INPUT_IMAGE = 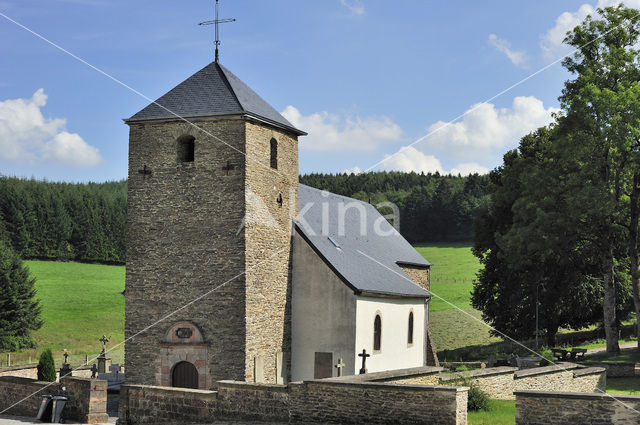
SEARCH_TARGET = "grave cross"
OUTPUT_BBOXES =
[222,160,235,175]
[334,358,345,377]
[358,349,370,375]
[138,164,152,179]
[109,364,121,376]
[99,335,109,355]
[63,350,69,364]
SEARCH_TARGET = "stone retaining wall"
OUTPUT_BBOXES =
[587,362,638,377]
[0,364,94,381]
[515,391,640,424]
[119,378,468,425]
[0,376,108,423]
[327,365,442,386]
[439,363,606,400]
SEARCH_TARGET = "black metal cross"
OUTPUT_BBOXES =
[222,160,235,175]
[358,349,370,374]
[199,0,236,63]
[138,164,152,179]
[63,350,69,364]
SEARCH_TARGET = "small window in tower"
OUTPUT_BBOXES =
[373,314,382,351]
[408,311,414,345]
[270,138,278,169]
[177,135,195,163]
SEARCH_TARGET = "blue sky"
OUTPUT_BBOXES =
[0,0,632,182]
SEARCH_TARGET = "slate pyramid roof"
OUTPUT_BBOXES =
[126,61,306,136]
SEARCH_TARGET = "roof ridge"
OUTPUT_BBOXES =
[216,62,246,113]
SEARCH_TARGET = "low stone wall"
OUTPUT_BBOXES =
[327,365,442,386]
[515,391,640,424]
[439,363,606,400]
[0,364,93,380]
[587,362,638,377]
[119,378,468,425]
[289,380,467,425]
[0,376,108,423]
[118,384,217,424]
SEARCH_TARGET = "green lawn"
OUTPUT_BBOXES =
[607,377,640,395]
[0,261,125,367]
[468,400,515,425]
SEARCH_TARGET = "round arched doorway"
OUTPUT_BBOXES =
[171,361,199,389]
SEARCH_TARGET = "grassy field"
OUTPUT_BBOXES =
[0,261,125,367]
[468,400,515,425]
[415,244,500,352]
[607,377,640,395]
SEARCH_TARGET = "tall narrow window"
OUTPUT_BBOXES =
[408,312,414,344]
[373,314,382,351]
[177,135,195,163]
[270,138,278,169]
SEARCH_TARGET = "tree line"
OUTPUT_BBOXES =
[472,5,640,351]
[300,171,490,243]
[0,177,127,264]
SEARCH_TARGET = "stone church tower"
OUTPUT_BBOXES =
[124,61,306,388]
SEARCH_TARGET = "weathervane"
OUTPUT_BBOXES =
[199,0,236,63]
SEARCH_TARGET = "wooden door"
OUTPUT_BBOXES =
[172,361,199,389]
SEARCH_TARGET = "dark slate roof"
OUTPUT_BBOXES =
[126,62,306,136]
[295,184,430,298]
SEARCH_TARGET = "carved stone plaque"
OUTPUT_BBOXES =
[176,328,193,339]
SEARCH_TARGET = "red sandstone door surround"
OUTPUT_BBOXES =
[157,321,209,390]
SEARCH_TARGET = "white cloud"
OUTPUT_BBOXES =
[378,146,489,176]
[282,106,403,152]
[340,0,365,16]
[0,89,102,167]
[343,166,362,175]
[541,1,640,59]
[488,34,527,67]
[425,96,559,162]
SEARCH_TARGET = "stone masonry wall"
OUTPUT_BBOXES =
[119,379,468,425]
[398,264,439,366]
[439,364,606,400]
[244,121,299,384]
[126,118,248,387]
[0,376,108,423]
[515,391,640,425]
[0,365,37,379]
[118,384,217,424]
[288,381,467,425]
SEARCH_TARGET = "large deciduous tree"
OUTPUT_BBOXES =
[560,5,640,351]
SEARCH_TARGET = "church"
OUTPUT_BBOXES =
[123,56,438,389]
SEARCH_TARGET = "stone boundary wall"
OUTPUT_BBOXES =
[325,365,442,386]
[515,390,640,424]
[0,364,93,381]
[0,376,108,424]
[587,362,638,377]
[118,384,217,424]
[439,363,606,400]
[119,378,468,425]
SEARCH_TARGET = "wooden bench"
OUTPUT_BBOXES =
[569,348,587,360]
[551,348,569,361]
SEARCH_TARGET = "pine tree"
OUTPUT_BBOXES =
[0,238,43,351]
[37,348,56,382]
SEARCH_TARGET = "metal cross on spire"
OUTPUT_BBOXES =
[199,0,236,63]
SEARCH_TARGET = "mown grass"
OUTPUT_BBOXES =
[0,260,125,367]
[467,400,515,425]
[607,377,640,395]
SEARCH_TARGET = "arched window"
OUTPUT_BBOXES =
[373,314,382,351]
[177,135,195,163]
[408,312,414,344]
[270,138,278,169]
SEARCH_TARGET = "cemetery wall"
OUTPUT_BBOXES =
[332,365,442,386]
[587,362,638,377]
[439,364,606,400]
[0,364,93,381]
[119,378,468,425]
[515,390,640,425]
[0,375,108,424]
